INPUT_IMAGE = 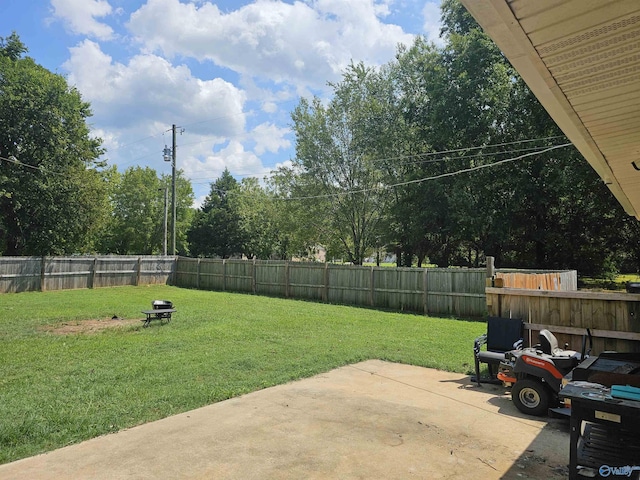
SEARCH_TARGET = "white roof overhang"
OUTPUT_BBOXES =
[460,0,640,219]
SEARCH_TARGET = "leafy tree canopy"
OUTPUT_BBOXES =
[0,32,108,255]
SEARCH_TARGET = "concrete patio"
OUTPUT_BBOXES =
[0,360,570,479]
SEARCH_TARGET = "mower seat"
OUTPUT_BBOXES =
[539,329,561,355]
[539,329,581,370]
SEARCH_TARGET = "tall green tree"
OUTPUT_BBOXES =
[96,167,194,255]
[385,37,452,267]
[276,63,391,265]
[98,167,163,254]
[269,167,323,260]
[171,171,195,256]
[231,177,284,259]
[187,169,246,258]
[442,0,628,275]
[0,32,109,255]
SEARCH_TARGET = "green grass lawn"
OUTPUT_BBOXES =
[0,285,484,465]
[579,273,640,290]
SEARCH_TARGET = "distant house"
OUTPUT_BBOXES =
[292,246,326,263]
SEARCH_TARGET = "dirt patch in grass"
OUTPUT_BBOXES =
[42,317,141,335]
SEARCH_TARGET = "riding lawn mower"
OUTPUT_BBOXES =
[497,329,592,416]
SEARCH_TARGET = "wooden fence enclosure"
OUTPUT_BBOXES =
[0,255,579,320]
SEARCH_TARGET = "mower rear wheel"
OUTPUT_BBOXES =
[511,379,550,416]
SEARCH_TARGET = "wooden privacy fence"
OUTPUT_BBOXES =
[0,256,175,293]
[486,287,640,356]
[176,257,492,317]
[0,255,580,320]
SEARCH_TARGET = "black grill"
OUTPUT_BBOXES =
[152,300,173,310]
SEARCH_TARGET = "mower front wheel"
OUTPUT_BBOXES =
[511,379,550,416]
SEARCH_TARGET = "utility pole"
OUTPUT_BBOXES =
[163,124,181,256]
[171,124,177,256]
[162,186,168,256]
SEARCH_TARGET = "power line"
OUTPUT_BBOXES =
[0,155,68,177]
[276,143,573,201]
[185,144,562,182]
[1,139,573,190]
[392,143,572,187]
[380,144,567,168]
[178,136,570,182]
[367,136,568,165]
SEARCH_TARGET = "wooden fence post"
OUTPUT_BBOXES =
[136,257,142,286]
[89,257,97,289]
[40,256,46,292]
[197,258,201,290]
[285,261,290,298]
[323,262,329,302]
[423,268,428,315]
[252,258,257,294]
[222,259,227,291]
[369,266,375,307]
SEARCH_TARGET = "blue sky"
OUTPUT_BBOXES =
[1,0,443,206]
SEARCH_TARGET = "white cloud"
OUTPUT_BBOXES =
[251,122,291,155]
[91,127,120,153]
[48,0,434,206]
[61,39,258,192]
[262,101,278,113]
[182,140,269,186]
[126,0,415,92]
[209,140,263,173]
[422,1,443,46]
[50,0,116,40]
[63,40,247,139]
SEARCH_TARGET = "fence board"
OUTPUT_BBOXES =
[197,259,225,291]
[289,263,325,301]
[224,260,254,293]
[255,261,287,297]
[0,257,41,293]
[139,257,176,286]
[327,265,371,306]
[174,257,199,288]
[43,257,92,290]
